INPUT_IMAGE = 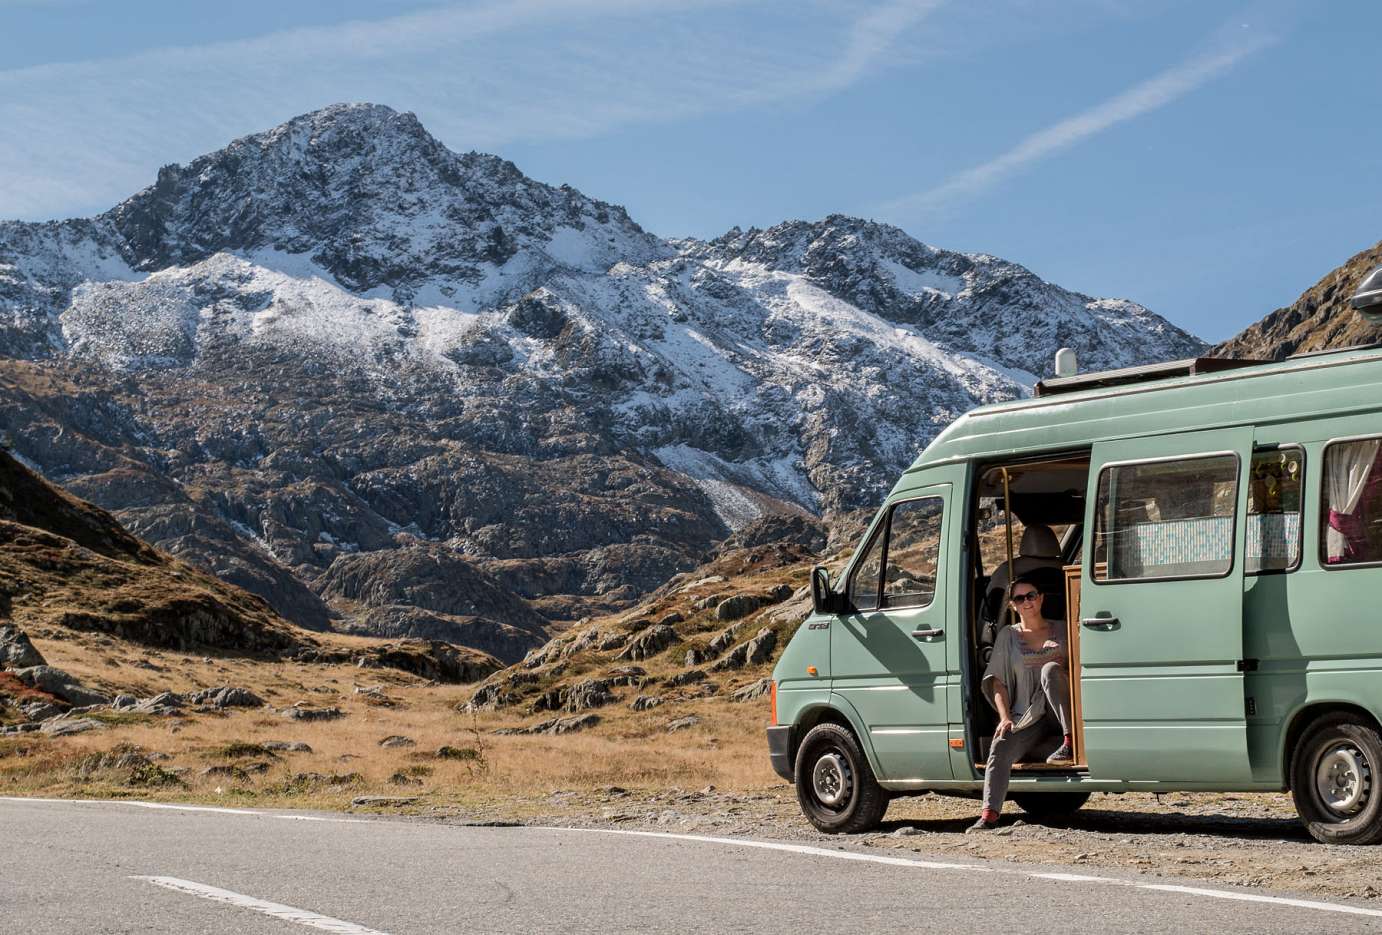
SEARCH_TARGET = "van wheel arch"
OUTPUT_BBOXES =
[1284,703,1382,787]
[789,706,860,770]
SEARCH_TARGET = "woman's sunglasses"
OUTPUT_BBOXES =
[1010,591,1041,604]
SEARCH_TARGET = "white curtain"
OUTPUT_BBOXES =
[1326,440,1381,561]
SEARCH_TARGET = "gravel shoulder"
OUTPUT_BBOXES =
[436,786,1382,904]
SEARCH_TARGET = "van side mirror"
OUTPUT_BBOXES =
[811,565,845,615]
[1350,266,1382,319]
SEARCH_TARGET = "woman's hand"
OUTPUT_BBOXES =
[994,717,1015,739]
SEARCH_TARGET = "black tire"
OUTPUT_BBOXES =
[1010,791,1091,819]
[794,722,888,834]
[1290,713,1382,845]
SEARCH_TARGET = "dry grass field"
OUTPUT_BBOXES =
[0,630,776,806]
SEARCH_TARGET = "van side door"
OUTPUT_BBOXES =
[1079,428,1254,782]
[831,486,954,782]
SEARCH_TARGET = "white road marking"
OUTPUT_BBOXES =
[1140,884,1382,918]
[3,796,260,815]
[135,876,389,934]
[0,796,369,823]
[545,826,1382,920]
[7,797,1382,921]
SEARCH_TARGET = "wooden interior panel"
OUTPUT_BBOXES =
[1065,564,1086,767]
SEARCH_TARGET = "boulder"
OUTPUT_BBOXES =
[21,700,65,722]
[263,741,313,753]
[666,669,707,688]
[693,594,726,612]
[495,713,601,736]
[13,666,110,707]
[547,713,600,735]
[134,692,185,715]
[596,632,627,652]
[710,628,778,672]
[665,715,701,732]
[715,594,765,621]
[281,705,344,722]
[42,717,104,736]
[111,694,138,710]
[351,795,418,808]
[0,625,45,670]
[629,695,663,711]
[186,686,264,708]
[731,678,773,702]
[706,624,741,657]
[379,735,416,748]
[616,624,680,662]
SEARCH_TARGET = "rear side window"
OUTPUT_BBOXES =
[1093,454,1238,581]
[848,496,944,610]
[1247,447,1303,573]
[1321,437,1382,566]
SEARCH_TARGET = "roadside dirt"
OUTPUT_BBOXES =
[435,786,1382,905]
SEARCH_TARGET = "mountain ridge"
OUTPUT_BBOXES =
[0,102,1206,646]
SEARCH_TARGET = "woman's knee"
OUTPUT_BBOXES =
[1040,660,1064,684]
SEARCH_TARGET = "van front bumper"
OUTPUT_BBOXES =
[766,725,794,782]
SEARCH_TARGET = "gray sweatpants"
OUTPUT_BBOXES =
[981,661,1071,814]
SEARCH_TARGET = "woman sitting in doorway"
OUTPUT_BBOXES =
[969,573,1074,832]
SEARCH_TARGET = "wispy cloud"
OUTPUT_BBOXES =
[881,27,1279,219]
[0,0,940,220]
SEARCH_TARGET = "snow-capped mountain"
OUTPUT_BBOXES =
[0,103,1205,641]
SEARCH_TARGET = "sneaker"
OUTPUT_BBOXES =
[1045,741,1074,765]
[966,816,999,833]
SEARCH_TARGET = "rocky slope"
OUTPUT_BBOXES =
[0,103,1205,646]
[1214,240,1382,359]
[0,447,502,701]
[0,446,301,655]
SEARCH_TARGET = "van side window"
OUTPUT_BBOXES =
[882,497,943,609]
[1093,454,1238,581]
[1248,447,1303,573]
[849,526,885,611]
[1321,438,1382,566]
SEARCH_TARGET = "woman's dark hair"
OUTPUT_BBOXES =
[1010,573,1044,594]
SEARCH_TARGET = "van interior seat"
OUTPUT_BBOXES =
[984,524,1067,622]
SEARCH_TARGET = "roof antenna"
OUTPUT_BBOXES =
[1054,347,1078,378]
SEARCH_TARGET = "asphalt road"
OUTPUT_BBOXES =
[2,797,1380,934]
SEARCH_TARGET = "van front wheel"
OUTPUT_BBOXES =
[794,722,888,834]
[1291,714,1382,845]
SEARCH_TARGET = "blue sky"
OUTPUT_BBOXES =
[1,0,1377,342]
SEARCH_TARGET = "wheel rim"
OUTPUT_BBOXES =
[1314,741,1373,817]
[811,751,853,808]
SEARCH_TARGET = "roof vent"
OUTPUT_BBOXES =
[1054,347,1078,378]
[1350,266,1382,320]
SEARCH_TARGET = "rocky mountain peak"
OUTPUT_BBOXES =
[97,102,663,294]
[0,104,1210,648]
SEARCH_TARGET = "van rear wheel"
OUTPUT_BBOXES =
[1010,791,1090,819]
[794,722,888,834]
[1290,714,1382,845]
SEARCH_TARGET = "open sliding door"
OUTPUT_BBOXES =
[1079,428,1254,783]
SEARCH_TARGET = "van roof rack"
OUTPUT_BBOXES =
[1033,356,1267,398]
[1286,341,1382,360]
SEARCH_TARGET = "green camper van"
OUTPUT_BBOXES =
[767,272,1382,844]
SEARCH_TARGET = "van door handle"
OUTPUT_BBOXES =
[1082,617,1120,631]
[911,628,944,640]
